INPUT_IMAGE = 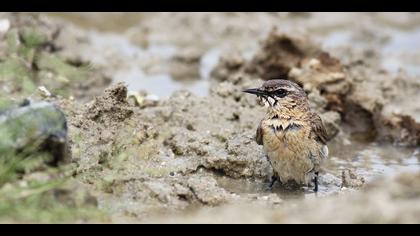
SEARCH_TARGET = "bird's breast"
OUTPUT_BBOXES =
[261,118,309,151]
[261,118,319,184]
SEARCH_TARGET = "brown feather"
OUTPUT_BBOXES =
[309,112,328,145]
[256,122,264,145]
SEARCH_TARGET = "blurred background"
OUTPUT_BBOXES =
[46,12,420,97]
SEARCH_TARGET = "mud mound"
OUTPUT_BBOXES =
[69,83,137,171]
[65,83,328,218]
[377,113,420,146]
[246,29,320,80]
[84,83,133,124]
[289,52,351,113]
[159,90,272,179]
[346,66,420,146]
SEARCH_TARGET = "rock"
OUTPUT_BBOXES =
[341,169,365,188]
[187,175,230,205]
[0,100,69,165]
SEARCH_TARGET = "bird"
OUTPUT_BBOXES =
[243,79,328,192]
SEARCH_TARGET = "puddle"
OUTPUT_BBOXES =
[327,140,420,181]
[213,139,420,200]
[108,45,217,97]
[322,28,420,76]
[61,29,213,97]
[112,67,210,98]
[215,176,312,200]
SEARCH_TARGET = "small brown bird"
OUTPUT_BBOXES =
[243,79,328,192]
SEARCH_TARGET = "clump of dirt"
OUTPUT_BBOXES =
[187,175,231,205]
[158,89,272,179]
[289,52,351,113]
[378,114,420,146]
[346,65,420,146]
[84,83,133,124]
[210,52,247,84]
[341,169,365,188]
[210,29,320,83]
[169,48,202,81]
[204,132,273,179]
[68,84,138,170]
[246,29,320,80]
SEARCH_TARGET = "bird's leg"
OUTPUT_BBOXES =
[313,172,319,192]
[266,155,278,190]
[269,175,278,190]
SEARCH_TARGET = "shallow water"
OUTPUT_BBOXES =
[327,141,420,179]
[214,139,420,199]
[52,17,214,97]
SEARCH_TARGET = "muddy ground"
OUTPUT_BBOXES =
[0,12,420,223]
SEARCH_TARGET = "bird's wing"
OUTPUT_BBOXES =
[310,112,328,145]
[256,121,264,145]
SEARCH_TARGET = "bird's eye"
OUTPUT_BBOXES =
[275,89,288,98]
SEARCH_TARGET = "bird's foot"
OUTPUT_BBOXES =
[268,176,278,191]
[313,172,319,193]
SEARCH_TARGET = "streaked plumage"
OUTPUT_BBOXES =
[244,79,328,191]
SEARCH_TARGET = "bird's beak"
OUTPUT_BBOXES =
[242,88,266,96]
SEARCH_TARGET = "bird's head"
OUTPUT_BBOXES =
[243,79,307,110]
